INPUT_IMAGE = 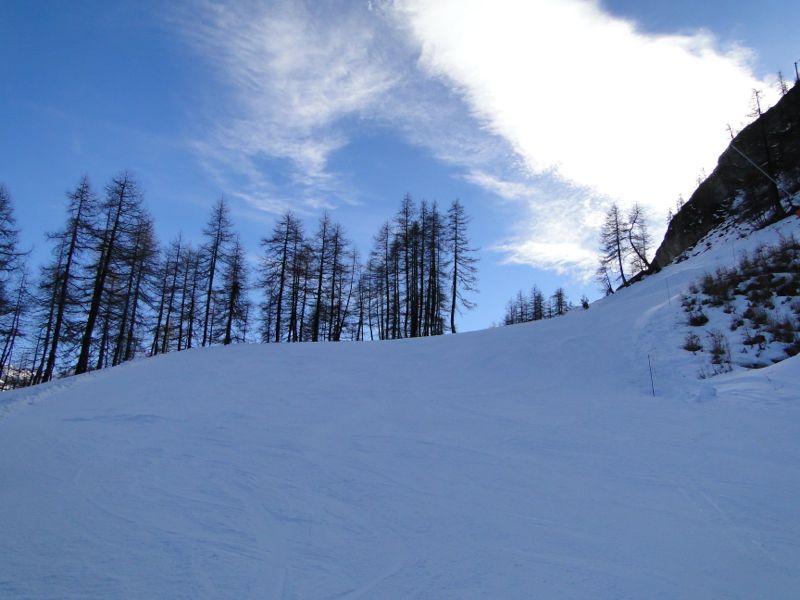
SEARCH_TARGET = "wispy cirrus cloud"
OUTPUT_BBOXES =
[466,170,602,274]
[175,0,401,212]
[173,0,775,277]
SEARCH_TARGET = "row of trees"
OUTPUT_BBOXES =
[502,286,575,326]
[27,175,251,387]
[0,177,478,390]
[258,195,478,344]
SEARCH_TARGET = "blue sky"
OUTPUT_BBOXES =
[1,1,795,331]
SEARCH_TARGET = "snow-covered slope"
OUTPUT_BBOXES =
[1,219,799,599]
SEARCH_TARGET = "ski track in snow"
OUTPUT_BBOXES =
[0,218,799,598]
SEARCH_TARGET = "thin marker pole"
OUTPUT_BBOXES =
[648,354,656,397]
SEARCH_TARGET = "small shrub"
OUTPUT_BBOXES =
[775,278,799,297]
[766,315,798,344]
[700,269,732,305]
[729,316,744,331]
[743,333,766,348]
[752,245,770,272]
[786,341,800,357]
[743,305,769,326]
[775,234,800,267]
[725,271,744,289]
[688,311,709,326]
[747,284,773,305]
[738,254,754,277]
[683,332,703,352]
[707,330,732,370]
[740,279,759,294]
[700,273,715,294]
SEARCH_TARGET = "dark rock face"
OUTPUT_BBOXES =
[652,84,800,269]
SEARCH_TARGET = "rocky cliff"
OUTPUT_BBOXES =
[652,83,800,269]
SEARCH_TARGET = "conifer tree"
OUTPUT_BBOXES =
[33,246,65,384]
[222,236,249,345]
[598,202,629,289]
[42,177,96,382]
[531,286,545,320]
[309,212,330,342]
[552,287,569,316]
[0,269,29,387]
[595,264,615,296]
[76,172,143,375]
[370,221,392,340]
[121,217,158,362]
[200,198,233,347]
[0,184,23,323]
[159,235,184,354]
[396,194,414,337]
[446,199,478,334]
[627,203,652,273]
[260,211,302,343]
[182,248,203,350]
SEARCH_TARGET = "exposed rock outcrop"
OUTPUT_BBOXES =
[652,84,800,269]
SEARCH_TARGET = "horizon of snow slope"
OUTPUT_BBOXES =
[1,218,799,599]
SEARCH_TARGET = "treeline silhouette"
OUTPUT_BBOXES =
[0,176,478,390]
[502,286,579,326]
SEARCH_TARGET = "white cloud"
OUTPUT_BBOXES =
[468,170,603,274]
[397,0,772,210]
[174,0,776,277]
[175,1,399,211]
[395,0,777,275]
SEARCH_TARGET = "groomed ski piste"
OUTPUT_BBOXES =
[1,217,798,599]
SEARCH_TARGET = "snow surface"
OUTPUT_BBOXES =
[1,218,799,599]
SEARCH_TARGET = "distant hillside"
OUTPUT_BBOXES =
[653,83,800,269]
